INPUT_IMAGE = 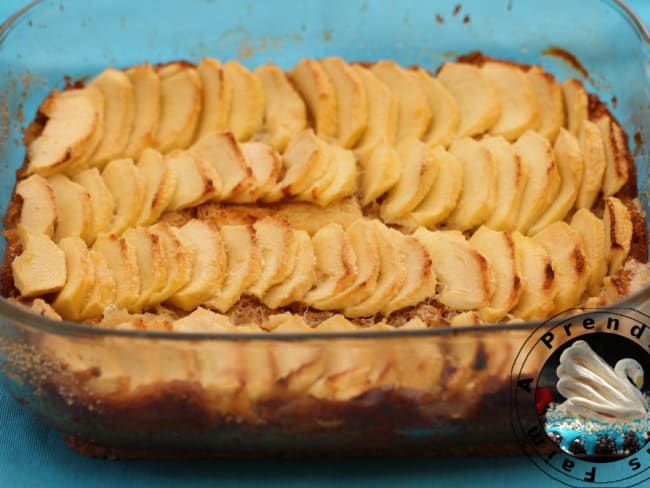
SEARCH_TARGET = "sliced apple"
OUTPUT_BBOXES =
[595,115,629,196]
[603,196,633,274]
[223,60,265,141]
[316,314,358,332]
[101,158,146,234]
[230,142,281,203]
[410,145,463,228]
[446,137,496,231]
[526,66,564,141]
[80,249,116,320]
[147,222,194,305]
[291,138,337,204]
[449,312,483,326]
[437,62,501,137]
[190,131,253,199]
[196,57,232,138]
[50,237,94,320]
[166,150,221,211]
[27,88,102,176]
[513,130,560,233]
[575,119,607,209]
[11,225,66,298]
[91,233,140,311]
[481,135,527,231]
[172,307,235,333]
[205,224,261,312]
[321,57,367,148]
[156,65,202,152]
[413,229,493,310]
[71,167,115,243]
[562,78,589,135]
[47,174,92,243]
[262,229,316,309]
[570,208,607,295]
[529,129,584,234]
[359,142,400,206]
[510,231,556,320]
[469,226,520,322]
[167,219,227,311]
[380,137,439,221]
[135,148,177,225]
[254,63,307,152]
[315,145,357,207]
[124,64,160,158]
[122,226,167,311]
[289,59,338,139]
[370,60,431,141]
[352,65,398,154]
[274,198,362,236]
[15,174,57,236]
[344,222,406,317]
[480,61,539,141]
[533,221,589,313]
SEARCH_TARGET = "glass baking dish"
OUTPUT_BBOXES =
[0,0,648,457]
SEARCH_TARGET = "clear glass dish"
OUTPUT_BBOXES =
[0,0,648,456]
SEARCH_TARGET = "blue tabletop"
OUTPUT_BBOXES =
[2,1,650,487]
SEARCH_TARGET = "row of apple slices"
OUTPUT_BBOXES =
[17,129,357,245]
[374,116,629,234]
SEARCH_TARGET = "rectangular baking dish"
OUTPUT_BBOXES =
[0,0,648,457]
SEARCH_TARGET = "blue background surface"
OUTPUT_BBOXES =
[1,1,650,486]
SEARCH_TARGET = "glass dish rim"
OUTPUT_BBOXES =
[0,0,648,341]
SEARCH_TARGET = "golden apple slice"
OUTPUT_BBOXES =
[413,229,493,310]
[595,115,629,196]
[510,232,556,320]
[380,138,439,221]
[156,65,202,152]
[172,307,235,333]
[344,222,406,317]
[71,167,115,243]
[480,61,539,141]
[122,226,167,311]
[603,196,633,274]
[304,223,358,307]
[291,139,337,204]
[411,67,460,148]
[124,64,160,158]
[446,138,496,231]
[289,59,337,139]
[274,198,362,236]
[148,222,194,305]
[570,209,607,295]
[514,130,560,233]
[526,66,564,141]
[80,249,116,320]
[196,58,231,138]
[51,237,94,320]
[15,174,57,236]
[190,131,253,199]
[262,230,316,309]
[88,68,135,168]
[12,225,66,298]
[410,145,463,227]
[316,314,358,332]
[166,150,221,211]
[315,145,357,207]
[205,224,261,312]
[450,312,483,326]
[370,60,431,141]
[469,226,520,322]
[247,217,297,298]
[529,129,584,234]
[321,57,368,148]
[223,60,265,141]
[102,158,145,235]
[47,174,92,243]
[382,235,437,314]
[437,62,501,137]
[561,79,588,135]
[254,63,307,152]
[230,142,281,203]
[168,220,227,311]
[352,65,398,154]
[575,119,607,209]
[482,135,527,231]
[91,233,140,311]
[135,148,177,225]
[27,88,102,176]
[359,142,400,206]
[533,221,589,313]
